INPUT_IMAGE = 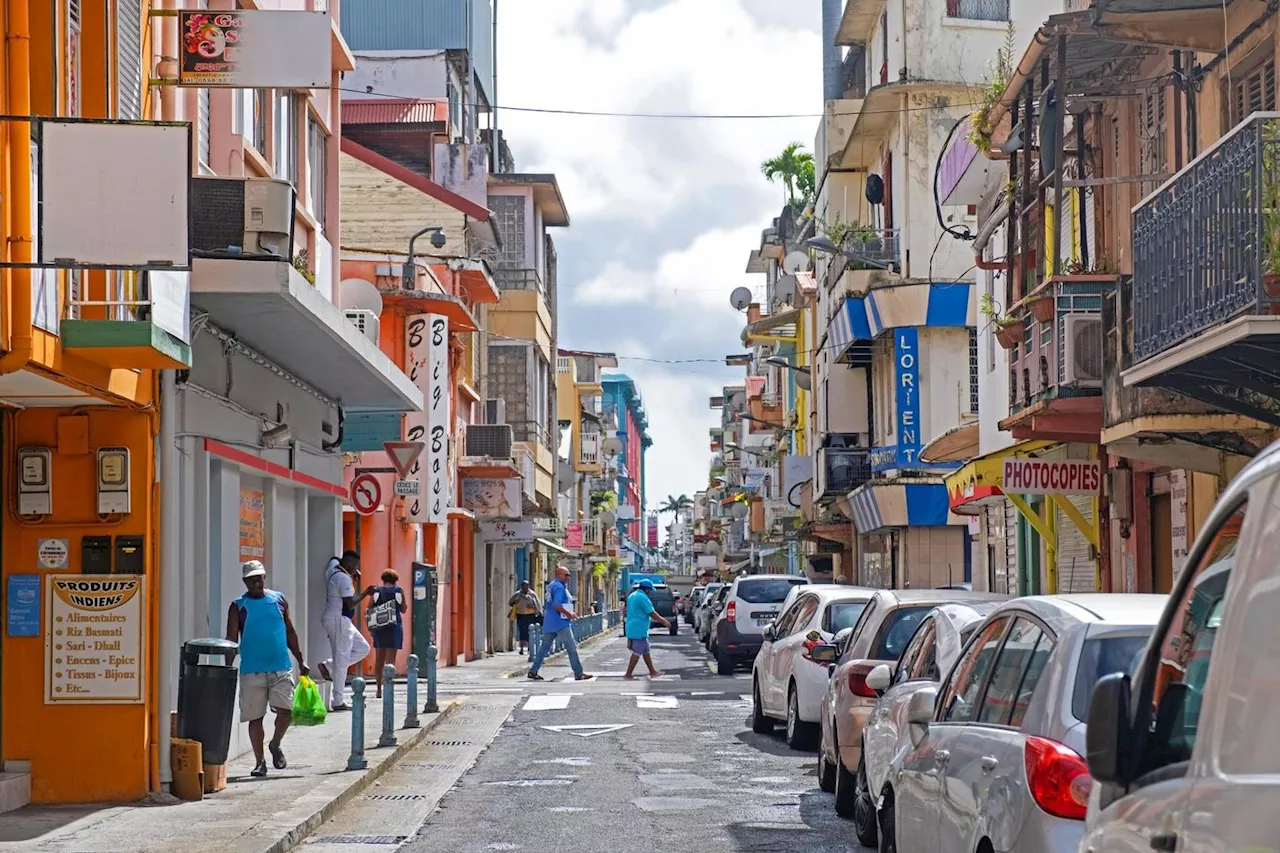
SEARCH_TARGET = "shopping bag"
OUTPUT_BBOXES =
[292,675,327,726]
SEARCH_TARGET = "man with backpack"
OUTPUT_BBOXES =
[318,550,373,710]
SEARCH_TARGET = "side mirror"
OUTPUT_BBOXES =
[809,643,838,664]
[906,685,937,747]
[866,663,892,694]
[762,624,777,642]
[1086,672,1133,785]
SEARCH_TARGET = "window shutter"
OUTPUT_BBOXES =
[116,0,143,120]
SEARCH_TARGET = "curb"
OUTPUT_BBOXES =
[265,699,460,853]
[500,629,620,678]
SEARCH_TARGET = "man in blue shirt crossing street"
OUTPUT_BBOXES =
[623,579,670,679]
[528,564,594,682]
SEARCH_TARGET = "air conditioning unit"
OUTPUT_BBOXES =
[465,424,513,458]
[1062,314,1103,388]
[191,176,296,260]
[344,310,379,345]
[484,398,507,425]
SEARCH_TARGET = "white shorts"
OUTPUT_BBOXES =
[239,670,295,722]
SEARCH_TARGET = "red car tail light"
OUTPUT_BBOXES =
[725,600,737,623]
[1024,736,1092,820]
[846,662,878,698]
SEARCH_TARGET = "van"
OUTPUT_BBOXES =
[1082,444,1277,852]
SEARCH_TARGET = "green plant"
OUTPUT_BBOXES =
[978,292,1018,327]
[591,561,608,579]
[968,22,1018,154]
[761,142,816,207]
[590,490,618,514]
[1062,254,1120,276]
[1262,119,1280,275]
[292,250,315,284]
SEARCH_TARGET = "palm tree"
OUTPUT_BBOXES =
[658,494,693,516]
[761,143,815,207]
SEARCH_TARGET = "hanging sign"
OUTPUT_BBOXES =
[1002,459,1102,495]
[350,473,382,516]
[565,523,584,550]
[45,576,145,704]
[894,327,922,469]
[176,10,332,89]
[403,314,451,524]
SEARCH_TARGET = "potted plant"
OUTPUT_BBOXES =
[1027,291,1055,323]
[980,292,1024,350]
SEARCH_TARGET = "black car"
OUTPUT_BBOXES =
[634,583,679,635]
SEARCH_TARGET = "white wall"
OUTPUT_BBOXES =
[977,255,1014,456]
[341,51,450,102]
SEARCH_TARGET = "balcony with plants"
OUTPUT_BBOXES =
[1125,113,1280,429]
[817,216,902,294]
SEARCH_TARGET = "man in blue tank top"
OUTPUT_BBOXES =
[226,560,309,777]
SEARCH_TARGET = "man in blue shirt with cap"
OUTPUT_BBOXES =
[624,579,669,679]
[528,564,594,682]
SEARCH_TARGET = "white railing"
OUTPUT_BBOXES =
[582,518,602,548]
[760,392,783,407]
[580,432,601,465]
[556,356,573,374]
[519,447,536,501]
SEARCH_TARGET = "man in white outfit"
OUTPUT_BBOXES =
[318,550,372,710]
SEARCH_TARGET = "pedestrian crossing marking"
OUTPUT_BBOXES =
[689,691,724,696]
[524,694,572,711]
[739,694,753,703]
[636,695,678,710]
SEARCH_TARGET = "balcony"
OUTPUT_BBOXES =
[519,447,536,501]
[816,446,872,502]
[62,270,192,370]
[581,518,602,550]
[494,268,544,293]
[823,229,903,292]
[1000,277,1110,442]
[578,431,602,471]
[1125,113,1280,428]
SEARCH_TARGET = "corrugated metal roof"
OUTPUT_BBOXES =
[343,99,445,126]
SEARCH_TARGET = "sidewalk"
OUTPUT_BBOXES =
[0,692,457,853]
[436,627,622,684]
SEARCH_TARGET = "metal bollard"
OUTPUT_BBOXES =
[403,654,420,729]
[379,664,397,747]
[346,678,368,770]
[528,624,542,662]
[424,643,439,714]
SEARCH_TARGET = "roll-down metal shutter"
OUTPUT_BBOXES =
[1055,494,1097,593]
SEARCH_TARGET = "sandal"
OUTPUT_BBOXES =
[269,741,287,770]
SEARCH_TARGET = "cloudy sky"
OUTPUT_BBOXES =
[496,0,822,522]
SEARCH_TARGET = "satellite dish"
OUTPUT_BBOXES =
[601,435,624,457]
[865,173,885,206]
[729,502,749,520]
[340,278,384,316]
[796,370,812,392]
[775,275,798,307]
[728,390,746,409]
[729,287,753,311]
[600,511,616,526]
[783,251,810,274]
[556,460,575,491]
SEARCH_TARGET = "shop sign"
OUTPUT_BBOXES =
[7,575,40,637]
[461,478,522,519]
[1002,459,1102,495]
[177,10,331,89]
[238,488,265,562]
[45,575,145,704]
[479,521,534,543]
[404,314,451,525]
[1169,470,1190,584]
[894,328,922,468]
[646,515,658,548]
[565,523,584,549]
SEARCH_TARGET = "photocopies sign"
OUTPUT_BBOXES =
[403,314,451,524]
[1002,459,1102,495]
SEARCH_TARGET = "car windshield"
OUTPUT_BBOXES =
[824,600,870,634]
[702,585,723,603]
[872,606,936,661]
[648,588,674,606]
[1072,633,1150,721]
[736,578,808,604]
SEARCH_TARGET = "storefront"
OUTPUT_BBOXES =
[848,481,970,589]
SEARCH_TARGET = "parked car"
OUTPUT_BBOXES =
[1081,473,1259,853]
[633,582,679,636]
[880,594,1164,853]
[712,573,810,674]
[751,585,874,748]
[694,582,723,637]
[819,589,1008,817]
[825,602,999,837]
[684,586,705,624]
[700,584,730,647]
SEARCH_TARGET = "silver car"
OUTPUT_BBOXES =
[879,594,1164,853]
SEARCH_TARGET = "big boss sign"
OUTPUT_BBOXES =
[404,314,450,524]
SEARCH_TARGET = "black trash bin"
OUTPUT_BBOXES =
[176,638,239,766]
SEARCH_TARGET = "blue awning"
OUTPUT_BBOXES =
[826,297,872,361]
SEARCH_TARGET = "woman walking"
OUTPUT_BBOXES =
[509,581,541,655]
[368,569,406,699]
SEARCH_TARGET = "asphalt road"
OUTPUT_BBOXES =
[302,625,866,853]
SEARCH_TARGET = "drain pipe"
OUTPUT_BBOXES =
[973,202,1011,270]
[0,0,33,374]
[821,0,842,100]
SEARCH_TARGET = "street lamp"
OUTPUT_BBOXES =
[764,356,812,391]
[742,413,792,430]
[402,225,448,290]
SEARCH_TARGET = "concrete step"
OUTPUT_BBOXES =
[0,772,31,815]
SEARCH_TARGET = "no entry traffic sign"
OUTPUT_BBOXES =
[350,473,382,516]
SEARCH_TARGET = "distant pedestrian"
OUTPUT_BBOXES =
[509,581,541,655]
[368,570,406,699]
[319,550,373,711]
[623,579,669,679]
[225,560,309,778]
[528,565,594,682]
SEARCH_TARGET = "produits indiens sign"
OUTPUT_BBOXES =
[1002,459,1102,495]
[45,576,145,704]
[404,314,451,525]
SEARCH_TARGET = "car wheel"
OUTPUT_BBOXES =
[832,737,857,817]
[751,680,773,733]
[817,728,837,793]
[785,685,818,750]
[716,649,734,675]
[878,791,896,853]
[853,751,879,848]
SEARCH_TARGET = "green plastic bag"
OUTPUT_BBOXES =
[292,675,327,726]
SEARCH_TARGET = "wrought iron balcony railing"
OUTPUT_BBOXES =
[1132,113,1280,364]
[817,446,872,498]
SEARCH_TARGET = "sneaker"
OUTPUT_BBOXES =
[527,672,545,681]
[250,760,268,778]
[574,673,595,681]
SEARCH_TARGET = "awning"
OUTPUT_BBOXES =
[848,480,964,534]
[920,423,980,464]
[943,440,1055,515]
[826,297,872,361]
[385,288,479,333]
[742,307,801,345]
[190,258,423,414]
[535,537,570,555]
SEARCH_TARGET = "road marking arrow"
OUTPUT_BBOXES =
[540,724,634,738]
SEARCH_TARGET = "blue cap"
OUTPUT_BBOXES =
[638,579,655,590]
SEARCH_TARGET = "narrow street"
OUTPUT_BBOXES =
[300,630,864,853]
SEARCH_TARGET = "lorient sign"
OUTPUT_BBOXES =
[1002,459,1102,495]
[894,328,921,468]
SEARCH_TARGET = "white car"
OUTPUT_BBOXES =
[880,594,1163,853]
[1081,458,1267,853]
[750,586,874,749]
[834,602,999,841]
[711,573,810,674]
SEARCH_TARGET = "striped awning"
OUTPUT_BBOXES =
[849,481,963,534]
[343,99,445,125]
[826,297,873,361]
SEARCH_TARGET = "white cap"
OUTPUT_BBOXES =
[241,560,266,579]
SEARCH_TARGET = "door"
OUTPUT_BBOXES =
[865,616,936,787]
[758,595,803,714]
[769,595,819,713]
[897,615,1011,853]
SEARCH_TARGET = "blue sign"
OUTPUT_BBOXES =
[895,327,922,468]
[7,574,40,637]
[870,444,964,474]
